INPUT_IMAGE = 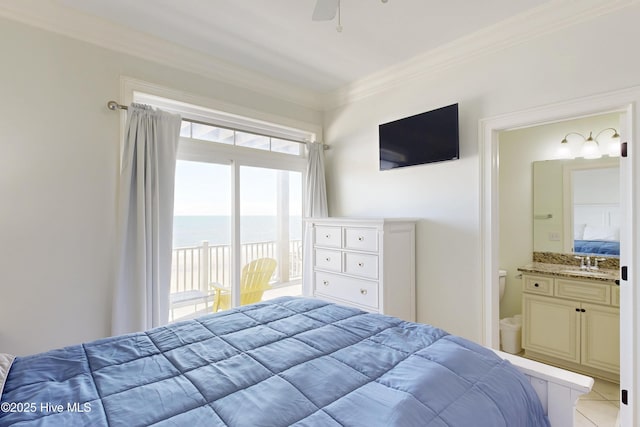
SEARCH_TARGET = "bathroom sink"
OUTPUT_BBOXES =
[559,269,613,279]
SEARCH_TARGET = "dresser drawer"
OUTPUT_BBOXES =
[611,285,620,307]
[523,275,553,296]
[314,249,342,272]
[555,279,610,304]
[314,226,342,248]
[344,252,378,279]
[344,227,378,252]
[315,272,378,310]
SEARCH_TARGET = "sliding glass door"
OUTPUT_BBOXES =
[169,160,303,322]
[170,161,232,321]
[239,166,303,305]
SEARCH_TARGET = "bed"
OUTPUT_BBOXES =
[574,239,620,256]
[573,221,620,256]
[0,297,591,426]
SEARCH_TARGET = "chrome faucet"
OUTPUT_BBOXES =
[592,257,606,270]
[575,255,606,271]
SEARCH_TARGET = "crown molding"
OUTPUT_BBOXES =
[2,0,637,113]
[0,0,323,110]
[322,0,640,110]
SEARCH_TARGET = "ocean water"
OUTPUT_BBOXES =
[173,215,302,248]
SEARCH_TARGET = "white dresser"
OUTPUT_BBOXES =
[305,218,416,322]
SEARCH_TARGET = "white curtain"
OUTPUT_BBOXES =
[303,142,328,295]
[112,104,182,335]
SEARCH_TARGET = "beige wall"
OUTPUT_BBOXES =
[0,17,322,356]
[531,160,565,253]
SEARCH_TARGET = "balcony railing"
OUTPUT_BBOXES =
[170,240,303,296]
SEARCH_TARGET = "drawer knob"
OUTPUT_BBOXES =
[325,257,331,262]
[358,236,364,241]
[325,234,331,239]
[360,288,367,295]
[534,283,539,287]
[357,262,364,267]
[323,280,329,286]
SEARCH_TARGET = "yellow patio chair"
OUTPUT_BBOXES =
[210,257,277,312]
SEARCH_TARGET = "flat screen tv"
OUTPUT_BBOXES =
[379,103,459,171]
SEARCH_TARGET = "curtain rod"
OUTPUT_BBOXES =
[107,101,328,149]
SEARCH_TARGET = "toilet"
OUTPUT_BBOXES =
[498,269,522,354]
[499,269,507,302]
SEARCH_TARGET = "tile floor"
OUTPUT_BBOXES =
[575,378,620,426]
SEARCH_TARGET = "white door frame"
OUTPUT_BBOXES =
[480,86,640,425]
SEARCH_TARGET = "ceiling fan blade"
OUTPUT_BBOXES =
[312,0,339,21]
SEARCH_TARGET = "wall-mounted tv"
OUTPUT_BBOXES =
[379,103,459,171]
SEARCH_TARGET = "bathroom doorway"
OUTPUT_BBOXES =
[497,114,622,423]
[497,113,621,322]
[480,87,638,425]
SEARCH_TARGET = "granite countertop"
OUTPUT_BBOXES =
[518,262,619,283]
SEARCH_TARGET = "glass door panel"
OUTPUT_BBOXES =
[170,160,232,321]
[239,166,303,306]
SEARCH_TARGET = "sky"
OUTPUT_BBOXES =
[173,160,302,216]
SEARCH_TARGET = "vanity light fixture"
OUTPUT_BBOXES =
[559,128,620,159]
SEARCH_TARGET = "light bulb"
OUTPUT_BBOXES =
[557,142,572,159]
[608,137,621,157]
[582,139,601,159]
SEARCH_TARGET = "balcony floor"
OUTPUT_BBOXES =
[169,282,302,323]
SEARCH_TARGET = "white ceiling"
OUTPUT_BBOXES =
[55,0,550,94]
[0,0,628,108]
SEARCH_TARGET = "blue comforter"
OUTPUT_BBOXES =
[1,297,549,426]
[574,239,620,256]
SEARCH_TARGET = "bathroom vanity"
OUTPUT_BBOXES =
[519,262,620,382]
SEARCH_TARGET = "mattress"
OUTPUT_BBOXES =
[0,297,549,426]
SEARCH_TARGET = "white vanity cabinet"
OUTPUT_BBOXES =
[306,218,416,322]
[522,273,620,381]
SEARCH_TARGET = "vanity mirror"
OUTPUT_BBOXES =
[532,157,620,256]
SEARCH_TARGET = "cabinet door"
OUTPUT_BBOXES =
[612,286,620,307]
[581,303,620,374]
[523,294,580,363]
